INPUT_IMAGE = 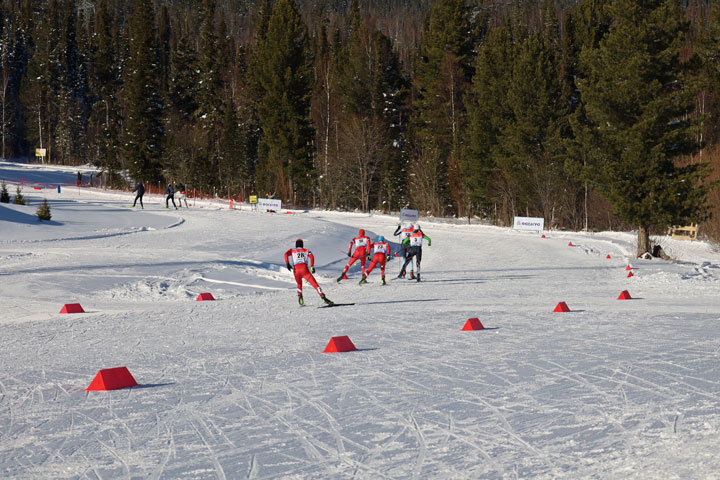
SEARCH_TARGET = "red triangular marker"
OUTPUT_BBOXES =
[86,367,138,391]
[617,290,632,300]
[627,271,633,278]
[553,301,571,312]
[606,254,612,259]
[60,303,85,314]
[462,318,485,330]
[626,265,633,271]
[323,336,357,353]
[196,292,215,301]
[568,242,574,247]
[541,234,546,238]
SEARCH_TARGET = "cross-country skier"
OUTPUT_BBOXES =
[131,181,145,209]
[399,224,431,282]
[359,235,391,285]
[337,228,371,282]
[284,239,333,306]
[393,223,416,279]
[165,184,177,209]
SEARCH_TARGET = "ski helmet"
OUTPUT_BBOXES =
[378,235,385,242]
[295,238,304,248]
[359,229,365,236]
[413,223,420,231]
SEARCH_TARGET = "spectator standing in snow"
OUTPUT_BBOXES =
[337,228,371,282]
[176,183,189,207]
[131,181,145,209]
[284,239,333,306]
[359,235,391,285]
[399,224,431,282]
[165,184,177,209]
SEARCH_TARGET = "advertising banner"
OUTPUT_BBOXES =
[513,216,545,231]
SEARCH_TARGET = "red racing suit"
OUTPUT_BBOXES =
[340,234,371,276]
[365,241,390,277]
[284,247,323,296]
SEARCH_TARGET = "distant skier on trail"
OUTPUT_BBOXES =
[399,224,431,282]
[337,228,371,282]
[359,236,391,285]
[165,184,177,209]
[285,239,334,306]
[131,181,145,209]
[393,223,416,279]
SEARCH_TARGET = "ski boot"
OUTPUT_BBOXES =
[409,272,416,280]
[336,274,344,283]
[321,294,334,306]
[416,274,421,282]
[359,275,367,285]
[298,295,304,306]
[397,271,406,279]
[381,276,386,286]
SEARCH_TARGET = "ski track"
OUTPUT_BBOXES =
[2,174,720,478]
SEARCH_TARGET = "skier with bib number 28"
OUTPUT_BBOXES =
[284,239,333,306]
[359,236,391,285]
[337,229,371,282]
[399,225,431,282]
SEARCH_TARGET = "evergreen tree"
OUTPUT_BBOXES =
[499,33,567,225]
[36,197,51,220]
[463,25,513,219]
[218,97,250,199]
[21,0,61,164]
[89,0,122,185]
[122,0,164,183]
[13,185,25,205]
[254,0,314,204]
[191,0,223,191]
[411,0,476,216]
[55,0,89,165]
[577,0,711,256]
[0,182,9,202]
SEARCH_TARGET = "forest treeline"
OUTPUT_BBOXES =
[1,0,720,253]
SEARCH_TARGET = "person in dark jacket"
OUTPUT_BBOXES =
[165,184,177,209]
[131,181,145,209]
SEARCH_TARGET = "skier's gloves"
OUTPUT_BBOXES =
[310,266,315,273]
[386,255,391,261]
[428,240,432,246]
[286,263,292,271]
[367,255,371,261]
[347,252,351,257]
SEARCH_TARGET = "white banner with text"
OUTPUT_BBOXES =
[513,216,545,231]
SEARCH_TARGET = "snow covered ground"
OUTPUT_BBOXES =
[1,161,720,479]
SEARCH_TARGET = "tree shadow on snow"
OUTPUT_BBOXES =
[132,382,176,390]
[364,298,446,305]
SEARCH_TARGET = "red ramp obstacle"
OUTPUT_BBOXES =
[86,366,138,391]
[196,292,215,301]
[462,318,485,330]
[323,336,357,353]
[617,290,632,300]
[60,303,85,314]
[553,301,571,313]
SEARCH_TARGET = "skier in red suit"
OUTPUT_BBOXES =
[359,236,391,285]
[337,229,371,282]
[284,239,333,306]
